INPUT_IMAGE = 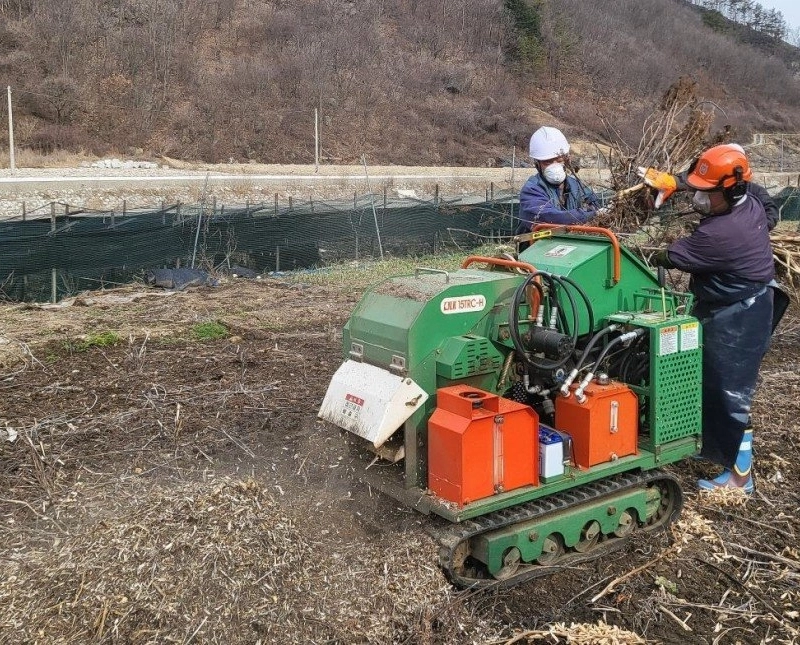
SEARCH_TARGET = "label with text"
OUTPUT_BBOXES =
[440,294,487,315]
[342,393,364,419]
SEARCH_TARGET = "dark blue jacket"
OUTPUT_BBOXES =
[748,182,778,230]
[517,173,599,233]
[667,195,774,304]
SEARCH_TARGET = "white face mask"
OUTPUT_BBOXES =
[542,163,566,185]
[692,191,712,215]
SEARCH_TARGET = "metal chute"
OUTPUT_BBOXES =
[318,360,428,448]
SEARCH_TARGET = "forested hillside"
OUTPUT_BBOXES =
[0,0,798,165]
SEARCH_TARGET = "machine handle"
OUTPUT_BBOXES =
[415,267,450,283]
[461,256,537,273]
[531,224,621,284]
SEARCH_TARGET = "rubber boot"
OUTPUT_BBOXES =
[698,429,754,494]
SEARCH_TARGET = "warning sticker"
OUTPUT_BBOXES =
[659,325,679,356]
[342,393,364,419]
[544,244,577,258]
[681,322,700,351]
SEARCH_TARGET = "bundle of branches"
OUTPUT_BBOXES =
[595,77,722,238]
[771,232,800,296]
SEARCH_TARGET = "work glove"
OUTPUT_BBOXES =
[593,201,613,217]
[651,249,673,269]
[637,167,677,209]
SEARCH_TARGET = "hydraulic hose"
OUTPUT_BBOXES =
[559,324,620,396]
[590,330,643,373]
[508,271,582,373]
[573,329,645,402]
[554,274,595,338]
[548,275,580,340]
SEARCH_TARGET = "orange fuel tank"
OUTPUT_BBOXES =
[428,385,538,506]
[555,380,638,469]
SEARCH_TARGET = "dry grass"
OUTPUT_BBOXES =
[0,149,101,169]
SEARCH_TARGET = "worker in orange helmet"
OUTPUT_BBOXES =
[638,143,779,229]
[641,144,788,494]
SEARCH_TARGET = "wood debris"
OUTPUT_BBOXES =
[771,232,800,294]
[496,621,648,644]
[595,77,719,234]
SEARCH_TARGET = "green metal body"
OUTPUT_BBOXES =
[340,232,702,526]
[343,269,521,488]
[518,234,681,334]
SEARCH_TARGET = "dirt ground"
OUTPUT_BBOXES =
[1,275,799,644]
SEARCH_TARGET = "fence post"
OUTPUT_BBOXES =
[275,246,280,272]
[274,194,278,217]
[21,202,25,221]
[50,202,57,304]
[122,199,126,218]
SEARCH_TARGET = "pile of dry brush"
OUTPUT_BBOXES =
[595,76,721,237]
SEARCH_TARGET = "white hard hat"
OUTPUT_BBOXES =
[529,126,570,161]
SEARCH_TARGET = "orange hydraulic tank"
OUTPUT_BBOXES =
[555,380,638,469]
[428,385,539,507]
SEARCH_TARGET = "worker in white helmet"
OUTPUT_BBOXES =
[516,126,601,234]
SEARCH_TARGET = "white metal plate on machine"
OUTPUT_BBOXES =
[318,360,428,448]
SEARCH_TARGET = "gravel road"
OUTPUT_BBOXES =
[0,162,539,220]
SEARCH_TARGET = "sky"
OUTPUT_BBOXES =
[761,1,800,35]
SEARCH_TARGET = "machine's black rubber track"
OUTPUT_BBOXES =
[432,469,682,589]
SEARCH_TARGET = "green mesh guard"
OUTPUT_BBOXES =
[651,327,703,444]
[608,313,702,448]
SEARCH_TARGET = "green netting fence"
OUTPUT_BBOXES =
[4,184,792,304]
[0,191,527,302]
[776,187,800,221]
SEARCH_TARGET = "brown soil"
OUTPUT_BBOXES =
[1,278,799,644]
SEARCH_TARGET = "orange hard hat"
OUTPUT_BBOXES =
[685,144,752,191]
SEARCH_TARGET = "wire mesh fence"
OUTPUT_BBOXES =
[0,191,523,303]
[3,182,797,303]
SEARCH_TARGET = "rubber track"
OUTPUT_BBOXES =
[433,469,682,589]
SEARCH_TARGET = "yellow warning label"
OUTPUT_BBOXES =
[681,322,700,351]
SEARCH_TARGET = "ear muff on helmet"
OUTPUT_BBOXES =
[723,165,748,201]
